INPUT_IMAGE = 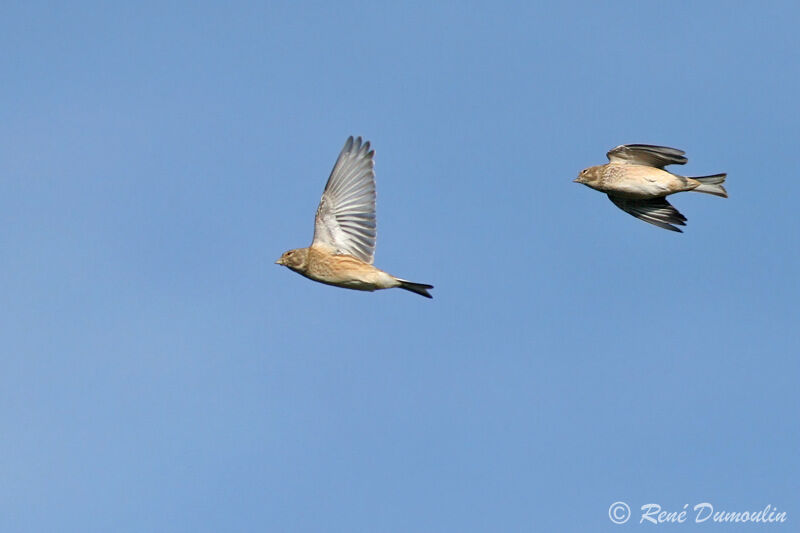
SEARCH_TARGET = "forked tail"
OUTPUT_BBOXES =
[397,279,434,299]
[692,173,728,198]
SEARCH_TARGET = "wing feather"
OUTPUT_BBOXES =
[607,144,688,168]
[608,195,687,232]
[312,137,377,263]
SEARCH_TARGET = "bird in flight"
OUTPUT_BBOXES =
[574,144,727,232]
[276,136,434,298]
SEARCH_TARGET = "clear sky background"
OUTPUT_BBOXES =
[1,2,798,532]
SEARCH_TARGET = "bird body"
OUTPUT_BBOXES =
[277,246,402,292]
[276,137,433,298]
[580,163,699,199]
[575,144,727,232]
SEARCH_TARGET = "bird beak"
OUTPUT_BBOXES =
[572,177,580,183]
[275,258,283,265]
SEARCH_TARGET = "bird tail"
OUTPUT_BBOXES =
[691,173,728,198]
[396,279,434,299]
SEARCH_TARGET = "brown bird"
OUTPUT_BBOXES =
[574,144,727,232]
[276,136,433,298]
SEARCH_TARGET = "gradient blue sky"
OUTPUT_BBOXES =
[1,2,798,532]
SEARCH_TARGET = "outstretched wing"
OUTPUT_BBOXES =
[607,144,688,169]
[608,195,687,232]
[312,136,377,263]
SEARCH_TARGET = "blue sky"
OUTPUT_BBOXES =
[1,2,798,532]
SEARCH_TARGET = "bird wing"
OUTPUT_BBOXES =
[606,144,688,169]
[608,195,687,232]
[312,136,377,263]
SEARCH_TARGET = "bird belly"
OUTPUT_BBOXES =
[302,251,398,292]
[606,175,679,199]
[322,276,377,291]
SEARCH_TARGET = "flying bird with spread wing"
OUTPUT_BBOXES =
[574,144,727,232]
[276,136,433,298]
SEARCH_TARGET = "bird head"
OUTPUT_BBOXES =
[574,166,600,185]
[275,248,308,272]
